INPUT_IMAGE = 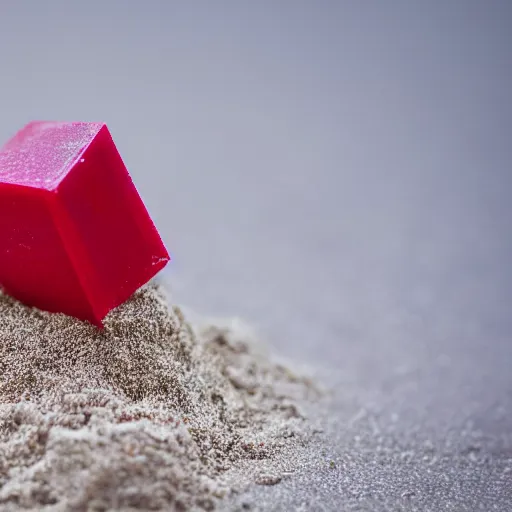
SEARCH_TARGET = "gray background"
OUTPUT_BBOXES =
[1,1,511,510]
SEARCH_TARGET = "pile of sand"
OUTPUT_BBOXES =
[0,284,319,511]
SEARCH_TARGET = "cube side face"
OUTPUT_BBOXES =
[0,184,97,323]
[56,125,170,321]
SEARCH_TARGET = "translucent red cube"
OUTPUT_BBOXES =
[0,121,169,326]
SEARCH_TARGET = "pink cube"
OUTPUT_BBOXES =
[0,121,170,326]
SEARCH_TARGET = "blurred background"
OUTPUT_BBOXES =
[1,1,511,508]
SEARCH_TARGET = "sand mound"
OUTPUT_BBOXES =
[0,284,318,511]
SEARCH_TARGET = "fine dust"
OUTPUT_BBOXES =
[0,283,321,511]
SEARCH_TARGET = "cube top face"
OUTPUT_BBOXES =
[0,121,103,190]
